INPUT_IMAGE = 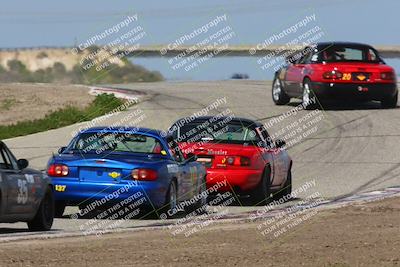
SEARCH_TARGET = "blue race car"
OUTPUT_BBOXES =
[47,127,207,219]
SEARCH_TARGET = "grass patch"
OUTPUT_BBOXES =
[0,94,125,140]
[0,98,18,111]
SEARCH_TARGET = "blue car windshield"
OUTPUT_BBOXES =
[66,132,164,154]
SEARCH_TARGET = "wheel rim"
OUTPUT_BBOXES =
[272,79,282,101]
[169,182,177,210]
[303,82,311,105]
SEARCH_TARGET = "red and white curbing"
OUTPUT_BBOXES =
[89,86,146,100]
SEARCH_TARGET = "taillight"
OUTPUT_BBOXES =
[47,164,69,177]
[131,169,158,181]
[323,70,343,79]
[381,72,394,80]
[218,156,251,167]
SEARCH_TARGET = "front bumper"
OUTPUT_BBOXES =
[52,178,168,209]
[206,169,263,192]
[310,82,397,101]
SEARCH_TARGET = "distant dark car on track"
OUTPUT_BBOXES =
[169,116,292,205]
[272,42,398,109]
[48,127,207,218]
[231,73,250,79]
[0,141,54,231]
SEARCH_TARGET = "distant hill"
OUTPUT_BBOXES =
[0,46,163,84]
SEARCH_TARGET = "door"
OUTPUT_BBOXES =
[285,47,313,96]
[0,144,34,214]
[257,126,286,186]
[166,137,195,201]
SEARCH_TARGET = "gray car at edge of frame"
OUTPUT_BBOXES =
[0,140,54,231]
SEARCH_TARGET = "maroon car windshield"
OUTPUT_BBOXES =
[173,122,262,145]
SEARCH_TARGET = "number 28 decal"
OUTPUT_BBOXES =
[342,73,351,80]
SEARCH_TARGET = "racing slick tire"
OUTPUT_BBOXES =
[249,166,271,205]
[273,168,292,201]
[302,78,318,110]
[160,180,180,219]
[186,176,208,215]
[272,77,290,105]
[27,187,54,231]
[54,201,66,218]
[381,92,398,109]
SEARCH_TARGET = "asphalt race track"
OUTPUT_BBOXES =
[2,80,400,236]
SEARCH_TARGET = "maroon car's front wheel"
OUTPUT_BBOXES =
[302,78,317,110]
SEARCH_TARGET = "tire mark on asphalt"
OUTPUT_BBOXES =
[332,163,400,201]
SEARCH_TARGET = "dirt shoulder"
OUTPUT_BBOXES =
[0,197,399,267]
[0,83,94,125]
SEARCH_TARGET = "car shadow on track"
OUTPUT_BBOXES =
[208,193,301,207]
[288,100,398,111]
[0,228,31,234]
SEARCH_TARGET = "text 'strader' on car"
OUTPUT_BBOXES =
[272,42,398,109]
[0,141,54,231]
[47,127,207,219]
[169,116,292,205]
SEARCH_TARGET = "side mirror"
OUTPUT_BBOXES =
[17,159,29,170]
[58,147,67,154]
[185,153,198,162]
[275,139,286,149]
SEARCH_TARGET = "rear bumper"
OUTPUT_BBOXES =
[206,169,263,192]
[52,178,168,209]
[311,82,397,100]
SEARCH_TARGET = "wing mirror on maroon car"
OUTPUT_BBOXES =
[275,139,286,149]
[186,153,198,162]
[285,56,294,65]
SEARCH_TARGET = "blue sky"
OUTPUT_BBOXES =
[1,0,399,80]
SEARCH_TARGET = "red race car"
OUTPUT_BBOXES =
[168,116,292,204]
[272,42,398,109]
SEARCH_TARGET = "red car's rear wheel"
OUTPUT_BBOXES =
[272,77,290,105]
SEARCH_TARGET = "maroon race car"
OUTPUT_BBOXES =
[169,116,293,205]
[272,42,398,109]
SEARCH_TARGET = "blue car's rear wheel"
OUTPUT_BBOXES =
[186,176,207,214]
[159,180,179,219]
